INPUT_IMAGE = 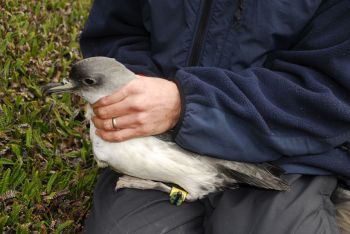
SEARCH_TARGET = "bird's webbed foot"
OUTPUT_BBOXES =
[115,175,198,205]
[115,175,172,193]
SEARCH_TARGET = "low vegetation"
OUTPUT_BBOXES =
[0,0,98,232]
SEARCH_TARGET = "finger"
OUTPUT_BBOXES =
[93,99,132,119]
[92,114,144,131]
[95,128,140,142]
[91,116,114,131]
[92,88,127,108]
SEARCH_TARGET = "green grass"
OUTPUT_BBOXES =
[0,1,98,232]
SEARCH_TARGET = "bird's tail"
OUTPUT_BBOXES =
[216,161,290,191]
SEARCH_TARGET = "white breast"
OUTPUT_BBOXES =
[85,105,220,196]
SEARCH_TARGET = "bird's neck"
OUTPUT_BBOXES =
[85,104,94,120]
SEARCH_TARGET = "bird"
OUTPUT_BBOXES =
[43,56,289,205]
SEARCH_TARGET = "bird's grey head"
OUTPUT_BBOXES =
[43,57,135,104]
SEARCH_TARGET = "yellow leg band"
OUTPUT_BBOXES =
[169,186,188,206]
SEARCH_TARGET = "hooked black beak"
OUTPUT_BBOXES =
[42,80,76,95]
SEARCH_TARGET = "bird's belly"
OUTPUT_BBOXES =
[90,125,217,191]
[93,136,165,177]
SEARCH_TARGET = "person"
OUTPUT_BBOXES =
[79,0,350,233]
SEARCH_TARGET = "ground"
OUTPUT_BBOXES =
[0,0,98,232]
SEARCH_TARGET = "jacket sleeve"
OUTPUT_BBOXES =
[79,0,160,76]
[173,1,350,163]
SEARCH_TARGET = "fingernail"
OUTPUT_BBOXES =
[95,129,100,136]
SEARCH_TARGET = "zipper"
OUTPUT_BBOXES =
[234,0,244,26]
[188,0,213,66]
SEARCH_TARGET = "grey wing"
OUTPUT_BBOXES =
[153,131,199,158]
[154,131,175,142]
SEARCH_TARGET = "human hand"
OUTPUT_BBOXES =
[91,76,181,142]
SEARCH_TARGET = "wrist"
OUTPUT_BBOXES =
[169,81,181,128]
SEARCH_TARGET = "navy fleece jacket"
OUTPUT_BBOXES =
[80,0,350,186]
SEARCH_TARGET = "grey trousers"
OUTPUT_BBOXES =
[84,168,340,234]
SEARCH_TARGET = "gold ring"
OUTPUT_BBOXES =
[112,117,118,129]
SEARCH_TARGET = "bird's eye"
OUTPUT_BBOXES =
[83,78,96,85]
